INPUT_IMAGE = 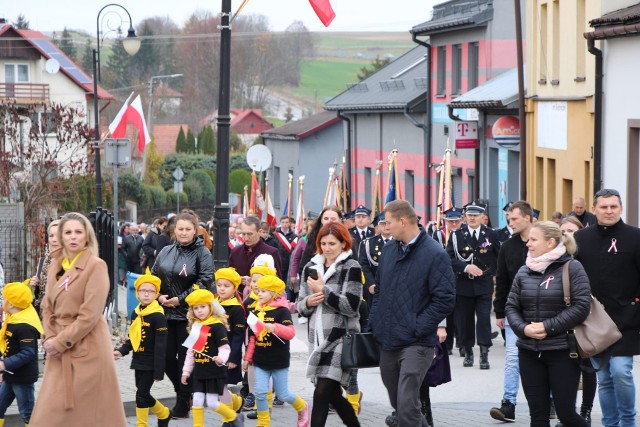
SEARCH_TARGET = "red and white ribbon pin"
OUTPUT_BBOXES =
[179,264,188,276]
[58,275,71,291]
[608,238,618,253]
[540,275,554,289]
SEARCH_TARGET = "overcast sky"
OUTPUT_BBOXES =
[3,0,438,34]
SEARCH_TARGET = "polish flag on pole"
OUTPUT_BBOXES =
[108,92,134,138]
[264,178,277,228]
[108,94,151,153]
[309,0,336,27]
[182,322,211,353]
[247,312,267,341]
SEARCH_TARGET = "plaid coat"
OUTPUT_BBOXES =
[297,250,362,386]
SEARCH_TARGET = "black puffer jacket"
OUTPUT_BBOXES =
[506,254,591,352]
[152,237,215,321]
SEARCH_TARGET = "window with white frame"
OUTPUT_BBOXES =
[4,64,30,83]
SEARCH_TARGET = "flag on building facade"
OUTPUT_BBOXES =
[309,0,336,27]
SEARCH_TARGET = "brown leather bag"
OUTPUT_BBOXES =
[562,261,622,358]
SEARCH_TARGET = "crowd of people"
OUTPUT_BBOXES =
[0,188,638,427]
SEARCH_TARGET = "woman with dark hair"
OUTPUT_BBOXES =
[297,222,362,426]
[152,212,215,418]
[297,206,342,279]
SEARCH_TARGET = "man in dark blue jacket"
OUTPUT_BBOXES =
[370,200,456,427]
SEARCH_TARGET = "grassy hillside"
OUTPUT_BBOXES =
[290,32,415,107]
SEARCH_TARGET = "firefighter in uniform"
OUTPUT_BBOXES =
[359,213,392,307]
[349,205,375,261]
[446,202,501,369]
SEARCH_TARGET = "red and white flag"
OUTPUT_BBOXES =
[294,176,305,236]
[108,94,151,153]
[264,179,277,228]
[309,0,336,27]
[247,312,267,341]
[108,92,134,138]
[182,322,211,353]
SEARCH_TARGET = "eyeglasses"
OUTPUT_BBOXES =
[138,289,157,296]
[594,188,620,198]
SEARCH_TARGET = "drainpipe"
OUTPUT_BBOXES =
[514,0,527,200]
[587,38,603,193]
[337,110,352,210]
[411,34,433,220]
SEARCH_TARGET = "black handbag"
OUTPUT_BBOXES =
[341,332,380,369]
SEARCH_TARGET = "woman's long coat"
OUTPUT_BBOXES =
[30,249,127,427]
[297,250,362,386]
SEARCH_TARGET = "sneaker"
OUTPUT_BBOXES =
[490,399,515,422]
[243,393,255,411]
[297,403,310,427]
[273,396,285,406]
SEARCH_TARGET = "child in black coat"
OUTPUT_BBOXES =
[114,268,171,427]
[0,280,43,426]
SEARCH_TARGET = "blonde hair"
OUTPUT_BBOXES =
[186,301,228,333]
[48,219,61,233]
[57,212,99,257]
[532,220,577,255]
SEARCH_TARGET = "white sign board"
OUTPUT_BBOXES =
[537,102,567,150]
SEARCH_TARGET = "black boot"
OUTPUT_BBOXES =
[171,393,191,419]
[490,399,515,422]
[580,408,591,426]
[421,400,434,427]
[463,347,474,367]
[385,411,398,427]
[479,345,490,369]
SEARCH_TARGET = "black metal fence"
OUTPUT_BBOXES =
[89,208,115,314]
[0,219,47,284]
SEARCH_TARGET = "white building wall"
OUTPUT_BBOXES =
[601,36,640,221]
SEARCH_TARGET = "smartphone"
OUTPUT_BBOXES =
[308,269,319,280]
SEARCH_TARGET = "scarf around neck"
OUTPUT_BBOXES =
[218,295,241,307]
[526,242,566,273]
[0,305,44,354]
[129,300,164,351]
[61,250,85,271]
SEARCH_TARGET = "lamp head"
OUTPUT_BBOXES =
[123,26,141,56]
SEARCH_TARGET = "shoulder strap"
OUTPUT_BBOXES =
[562,260,571,306]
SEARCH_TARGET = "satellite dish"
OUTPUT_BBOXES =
[45,58,60,74]
[246,144,272,172]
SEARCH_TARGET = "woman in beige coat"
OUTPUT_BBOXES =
[30,212,126,427]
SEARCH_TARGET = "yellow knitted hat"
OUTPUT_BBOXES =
[2,279,33,309]
[256,275,285,295]
[215,267,242,289]
[134,267,162,293]
[185,288,216,307]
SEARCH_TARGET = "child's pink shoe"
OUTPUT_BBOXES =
[297,402,310,427]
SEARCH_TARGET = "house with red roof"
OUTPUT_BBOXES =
[0,21,111,200]
[201,108,274,146]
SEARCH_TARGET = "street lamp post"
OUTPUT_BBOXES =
[212,0,232,268]
[93,3,141,208]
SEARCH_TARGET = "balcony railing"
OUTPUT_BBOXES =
[0,82,50,104]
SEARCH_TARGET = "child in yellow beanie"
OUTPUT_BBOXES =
[181,288,244,427]
[214,267,247,417]
[113,268,171,427]
[243,275,309,427]
[0,280,44,427]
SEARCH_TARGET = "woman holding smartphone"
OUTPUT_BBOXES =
[297,222,362,427]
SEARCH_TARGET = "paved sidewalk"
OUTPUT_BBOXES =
[3,287,639,425]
